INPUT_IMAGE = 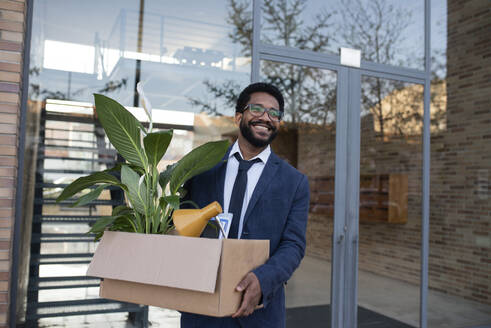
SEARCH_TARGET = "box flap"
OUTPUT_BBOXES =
[217,239,269,316]
[87,231,222,293]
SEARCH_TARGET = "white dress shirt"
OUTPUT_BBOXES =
[223,141,271,238]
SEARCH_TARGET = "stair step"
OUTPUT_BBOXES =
[26,298,142,319]
[31,233,96,243]
[29,275,100,291]
[38,168,105,174]
[30,253,94,265]
[37,183,121,190]
[33,215,107,224]
[39,156,117,164]
[42,126,97,134]
[26,113,147,323]
[35,198,121,206]
[39,144,116,153]
[44,112,94,124]
[45,137,97,144]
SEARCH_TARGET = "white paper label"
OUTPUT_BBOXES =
[340,47,361,68]
[212,213,233,239]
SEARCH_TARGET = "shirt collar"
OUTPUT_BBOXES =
[229,140,271,164]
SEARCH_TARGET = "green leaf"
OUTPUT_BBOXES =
[88,213,137,238]
[94,94,148,168]
[112,205,133,217]
[144,130,173,168]
[111,215,137,233]
[71,184,109,207]
[160,195,180,210]
[56,172,124,202]
[159,164,176,190]
[159,163,177,189]
[121,165,148,215]
[94,231,104,242]
[105,163,145,175]
[104,163,122,173]
[88,216,118,234]
[169,140,229,193]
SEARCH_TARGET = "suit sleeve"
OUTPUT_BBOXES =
[252,174,310,308]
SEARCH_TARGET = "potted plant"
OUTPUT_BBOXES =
[55,86,229,239]
[56,87,269,316]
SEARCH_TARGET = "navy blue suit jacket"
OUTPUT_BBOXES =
[180,149,310,328]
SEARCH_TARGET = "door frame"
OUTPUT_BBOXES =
[250,1,431,327]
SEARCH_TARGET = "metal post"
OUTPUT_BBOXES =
[344,69,361,327]
[10,0,34,325]
[251,0,261,82]
[420,0,431,327]
[133,0,145,107]
[331,67,349,328]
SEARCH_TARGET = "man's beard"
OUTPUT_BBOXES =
[239,118,278,148]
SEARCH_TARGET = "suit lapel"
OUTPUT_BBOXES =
[215,147,231,208]
[243,152,280,225]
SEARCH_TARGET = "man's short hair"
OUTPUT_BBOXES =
[236,82,285,113]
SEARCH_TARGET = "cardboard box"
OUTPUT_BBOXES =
[87,231,269,316]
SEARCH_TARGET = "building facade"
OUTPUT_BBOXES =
[0,0,490,327]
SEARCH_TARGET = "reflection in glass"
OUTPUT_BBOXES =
[337,0,424,69]
[260,60,337,323]
[428,1,491,327]
[358,76,422,327]
[260,60,336,125]
[29,0,250,113]
[24,1,251,326]
[260,0,425,69]
[260,0,335,53]
[361,77,444,141]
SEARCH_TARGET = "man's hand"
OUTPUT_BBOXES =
[232,272,262,318]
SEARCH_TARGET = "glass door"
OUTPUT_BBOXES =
[258,59,338,327]
[252,0,430,326]
[357,75,424,327]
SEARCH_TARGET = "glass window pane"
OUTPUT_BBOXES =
[260,0,338,55]
[29,0,250,112]
[260,60,337,324]
[260,0,425,69]
[358,75,422,327]
[260,60,337,125]
[26,1,252,326]
[428,0,491,326]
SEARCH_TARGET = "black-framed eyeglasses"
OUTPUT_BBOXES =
[242,104,283,122]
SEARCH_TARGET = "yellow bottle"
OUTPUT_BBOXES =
[172,201,222,237]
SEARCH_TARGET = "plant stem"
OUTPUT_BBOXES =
[161,204,173,234]
[125,216,138,233]
[134,211,143,233]
[151,170,159,233]
[144,171,151,234]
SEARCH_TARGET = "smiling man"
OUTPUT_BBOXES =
[180,83,310,327]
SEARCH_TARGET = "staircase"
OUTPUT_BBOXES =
[25,107,148,327]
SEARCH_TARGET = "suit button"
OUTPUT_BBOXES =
[242,231,249,235]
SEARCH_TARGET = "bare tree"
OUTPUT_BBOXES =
[191,0,445,134]
[190,0,337,125]
[338,0,414,138]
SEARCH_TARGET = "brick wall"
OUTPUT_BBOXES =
[299,0,491,305]
[429,0,491,304]
[299,118,423,284]
[0,0,26,326]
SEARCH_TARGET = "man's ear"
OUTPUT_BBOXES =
[235,112,242,125]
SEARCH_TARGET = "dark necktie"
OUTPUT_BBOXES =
[228,153,261,239]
